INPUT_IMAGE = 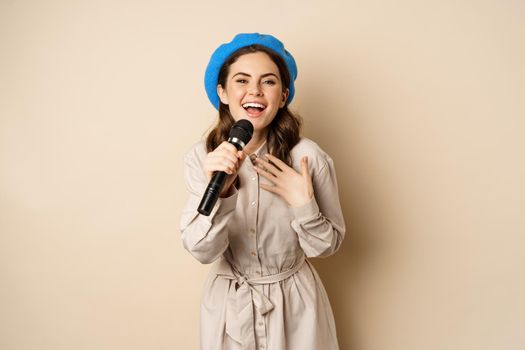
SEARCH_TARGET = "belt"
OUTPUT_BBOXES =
[216,255,306,350]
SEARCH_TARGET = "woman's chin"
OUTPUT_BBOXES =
[233,112,275,135]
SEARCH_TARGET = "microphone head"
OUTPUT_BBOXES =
[228,119,254,150]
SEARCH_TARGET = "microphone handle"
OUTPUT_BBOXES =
[197,171,228,216]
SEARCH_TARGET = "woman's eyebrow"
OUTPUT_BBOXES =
[232,72,250,78]
[232,72,279,79]
[261,73,279,79]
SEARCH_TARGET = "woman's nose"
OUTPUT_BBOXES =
[248,84,263,96]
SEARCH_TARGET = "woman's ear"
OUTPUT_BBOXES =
[217,84,229,105]
[280,88,289,108]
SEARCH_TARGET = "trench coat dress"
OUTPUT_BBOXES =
[180,137,346,350]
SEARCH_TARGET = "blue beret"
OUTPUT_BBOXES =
[204,33,298,110]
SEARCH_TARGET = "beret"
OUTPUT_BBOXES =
[204,33,298,110]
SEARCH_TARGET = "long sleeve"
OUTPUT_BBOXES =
[188,137,342,350]
[290,156,346,258]
[179,143,237,264]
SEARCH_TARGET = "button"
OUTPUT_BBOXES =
[249,228,256,233]
[251,201,257,206]
[256,271,261,275]
[251,176,257,181]
[258,322,263,326]
[251,251,257,257]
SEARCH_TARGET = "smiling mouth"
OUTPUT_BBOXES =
[242,102,266,114]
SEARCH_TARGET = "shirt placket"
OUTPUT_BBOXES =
[247,154,267,349]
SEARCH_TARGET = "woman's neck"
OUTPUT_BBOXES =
[244,129,267,155]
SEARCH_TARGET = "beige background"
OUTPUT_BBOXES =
[1,0,524,349]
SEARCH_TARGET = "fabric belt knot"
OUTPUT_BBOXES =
[216,254,306,350]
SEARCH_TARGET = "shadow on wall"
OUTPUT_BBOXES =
[298,54,381,350]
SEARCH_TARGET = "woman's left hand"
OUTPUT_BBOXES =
[254,154,314,207]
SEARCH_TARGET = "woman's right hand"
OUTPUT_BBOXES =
[203,141,246,197]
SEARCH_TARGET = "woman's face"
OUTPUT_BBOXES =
[218,52,289,134]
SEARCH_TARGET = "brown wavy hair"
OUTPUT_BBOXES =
[205,45,302,166]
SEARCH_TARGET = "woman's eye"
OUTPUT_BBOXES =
[236,79,248,84]
[263,80,276,85]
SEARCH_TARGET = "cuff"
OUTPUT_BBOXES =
[291,196,320,222]
[211,187,239,217]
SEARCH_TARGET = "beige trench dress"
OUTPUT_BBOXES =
[180,137,346,350]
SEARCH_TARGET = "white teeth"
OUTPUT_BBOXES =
[242,102,266,109]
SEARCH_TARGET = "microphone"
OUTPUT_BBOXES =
[197,119,254,216]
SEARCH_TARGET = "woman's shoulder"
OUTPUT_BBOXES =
[292,137,331,158]
[183,139,207,164]
[291,137,333,169]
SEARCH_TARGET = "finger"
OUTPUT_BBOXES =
[237,151,248,164]
[206,157,237,174]
[232,151,247,171]
[301,156,309,177]
[253,154,274,169]
[218,144,239,157]
[209,163,234,174]
[217,142,240,158]
[218,141,238,153]
[255,157,281,177]
[302,157,314,198]
[264,153,288,171]
[211,149,238,165]
[208,156,237,171]
[254,165,278,183]
[208,152,238,167]
[259,182,281,195]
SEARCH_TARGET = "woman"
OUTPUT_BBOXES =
[180,33,345,350]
